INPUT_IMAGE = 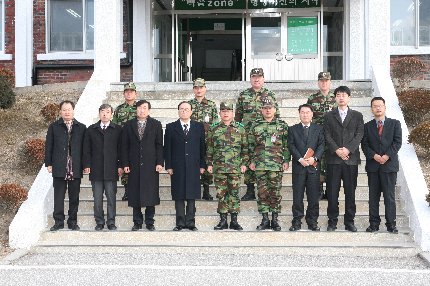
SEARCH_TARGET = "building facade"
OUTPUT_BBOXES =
[0,0,428,87]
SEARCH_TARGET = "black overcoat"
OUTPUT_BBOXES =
[44,118,86,178]
[164,120,206,200]
[121,117,164,207]
[82,121,123,181]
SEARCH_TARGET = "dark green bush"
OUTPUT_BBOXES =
[0,75,16,109]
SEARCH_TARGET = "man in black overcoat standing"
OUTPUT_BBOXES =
[164,101,206,231]
[45,100,86,231]
[122,100,164,231]
[288,104,325,231]
[83,104,123,231]
[361,97,402,233]
[324,86,364,232]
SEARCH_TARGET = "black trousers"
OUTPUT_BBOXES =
[175,199,196,228]
[92,180,117,226]
[326,162,358,226]
[368,169,397,228]
[53,177,81,225]
[133,206,155,225]
[291,171,320,227]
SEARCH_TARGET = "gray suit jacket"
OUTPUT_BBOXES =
[323,107,364,165]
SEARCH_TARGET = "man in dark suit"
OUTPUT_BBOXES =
[45,100,86,231]
[361,97,402,233]
[164,101,206,231]
[324,86,364,232]
[288,104,325,231]
[122,100,164,231]
[83,104,123,231]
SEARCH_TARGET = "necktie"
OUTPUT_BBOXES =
[103,125,106,132]
[378,120,383,139]
[303,125,309,141]
[138,121,146,140]
[184,124,188,135]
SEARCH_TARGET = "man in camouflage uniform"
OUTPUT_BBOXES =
[307,72,337,200]
[248,97,290,231]
[188,78,218,201]
[112,82,138,201]
[207,102,248,231]
[235,68,280,201]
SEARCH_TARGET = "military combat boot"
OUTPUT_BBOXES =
[202,184,213,201]
[122,184,128,201]
[214,213,228,230]
[271,212,281,231]
[229,213,243,230]
[256,213,270,230]
[241,184,256,201]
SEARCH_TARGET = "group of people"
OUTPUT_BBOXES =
[44,68,402,234]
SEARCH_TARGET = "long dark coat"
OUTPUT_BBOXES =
[44,118,86,178]
[82,121,123,181]
[164,119,206,200]
[121,117,164,207]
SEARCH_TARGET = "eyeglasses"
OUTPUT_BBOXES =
[179,108,191,112]
[371,105,385,108]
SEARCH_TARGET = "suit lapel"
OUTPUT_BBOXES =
[307,123,317,143]
[342,107,352,127]
[131,118,140,141]
[333,108,343,125]
[141,117,151,140]
[369,119,380,140]
[175,119,187,140]
[296,124,306,143]
[186,120,197,139]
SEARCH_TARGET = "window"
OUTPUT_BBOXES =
[391,0,430,47]
[49,0,94,52]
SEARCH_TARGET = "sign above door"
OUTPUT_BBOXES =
[174,0,321,10]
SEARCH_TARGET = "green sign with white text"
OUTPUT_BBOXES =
[248,0,320,9]
[174,0,320,10]
[288,17,318,54]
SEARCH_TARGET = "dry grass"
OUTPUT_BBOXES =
[0,89,81,259]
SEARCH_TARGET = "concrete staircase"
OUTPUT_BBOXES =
[33,80,419,256]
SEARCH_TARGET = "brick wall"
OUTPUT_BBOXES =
[390,55,430,81]
[33,0,133,85]
[0,1,16,83]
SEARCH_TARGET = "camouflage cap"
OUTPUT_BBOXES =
[124,82,136,91]
[250,68,264,77]
[318,72,331,80]
[262,97,275,107]
[220,102,233,110]
[193,78,206,87]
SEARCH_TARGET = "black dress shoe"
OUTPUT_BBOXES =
[146,224,155,231]
[173,226,183,231]
[327,225,337,231]
[68,224,80,231]
[387,226,398,233]
[308,225,320,231]
[50,224,64,231]
[131,223,142,231]
[289,225,301,231]
[95,224,104,231]
[108,224,117,231]
[366,225,379,233]
[345,223,357,232]
[188,226,198,231]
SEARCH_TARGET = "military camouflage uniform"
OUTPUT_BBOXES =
[206,121,248,214]
[112,101,137,185]
[189,97,218,186]
[307,90,337,183]
[248,118,290,213]
[235,87,280,184]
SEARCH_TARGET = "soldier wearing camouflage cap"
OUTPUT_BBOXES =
[207,102,248,231]
[307,72,337,200]
[188,78,218,201]
[248,97,290,231]
[112,82,139,201]
[235,68,280,202]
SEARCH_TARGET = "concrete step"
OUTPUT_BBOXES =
[46,213,410,230]
[77,185,402,201]
[73,198,406,215]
